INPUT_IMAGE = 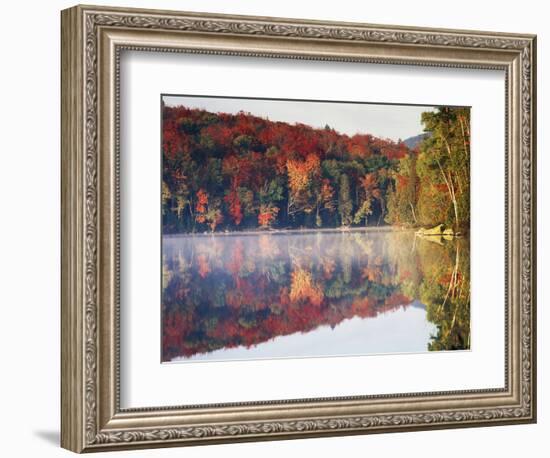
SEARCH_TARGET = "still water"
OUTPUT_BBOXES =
[162,230,470,362]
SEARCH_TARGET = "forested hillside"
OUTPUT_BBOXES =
[162,104,470,233]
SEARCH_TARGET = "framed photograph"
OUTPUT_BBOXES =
[61,4,537,453]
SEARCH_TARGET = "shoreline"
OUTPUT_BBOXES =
[163,226,416,238]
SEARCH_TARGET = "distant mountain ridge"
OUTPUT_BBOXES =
[403,132,431,150]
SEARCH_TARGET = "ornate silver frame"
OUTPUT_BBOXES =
[61,4,537,453]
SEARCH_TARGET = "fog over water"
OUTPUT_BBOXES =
[161,230,468,363]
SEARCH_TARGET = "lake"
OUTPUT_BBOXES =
[162,229,470,362]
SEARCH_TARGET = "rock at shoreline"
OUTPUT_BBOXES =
[416,224,461,238]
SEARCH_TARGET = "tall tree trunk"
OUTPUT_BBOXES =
[377,197,386,226]
[448,174,459,228]
[409,201,417,224]
[459,116,469,157]
[188,197,195,231]
[458,117,470,196]
[435,156,459,228]
[287,192,291,222]
[442,137,463,228]
[315,201,321,227]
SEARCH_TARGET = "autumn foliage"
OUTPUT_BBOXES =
[162,104,417,233]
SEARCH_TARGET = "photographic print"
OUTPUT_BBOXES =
[61,7,536,450]
[161,95,470,363]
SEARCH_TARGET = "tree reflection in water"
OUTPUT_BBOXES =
[162,230,470,362]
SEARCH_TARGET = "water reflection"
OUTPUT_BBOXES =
[162,230,470,362]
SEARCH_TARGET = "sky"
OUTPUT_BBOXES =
[162,95,435,142]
